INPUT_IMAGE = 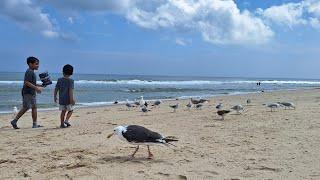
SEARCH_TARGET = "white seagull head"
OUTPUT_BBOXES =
[107,125,127,139]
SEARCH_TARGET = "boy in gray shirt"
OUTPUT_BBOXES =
[11,57,43,129]
[54,64,75,128]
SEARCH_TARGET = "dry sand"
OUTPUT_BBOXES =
[1,89,320,179]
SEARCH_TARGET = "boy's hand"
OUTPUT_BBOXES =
[36,87,43,94]
[70,99,75,105]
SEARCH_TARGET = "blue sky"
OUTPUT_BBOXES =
[0,0,319,78]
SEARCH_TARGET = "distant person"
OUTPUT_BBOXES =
[54,64,75,128]
[10,57,43,129]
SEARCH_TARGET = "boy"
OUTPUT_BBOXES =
[11,56,43,129]
[54,64,75,128]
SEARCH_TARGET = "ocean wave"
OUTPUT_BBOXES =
[1,79,320,85]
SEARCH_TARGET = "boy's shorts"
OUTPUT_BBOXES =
[59,105,74,111]
[23,94,37,109]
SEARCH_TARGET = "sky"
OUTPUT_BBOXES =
[0,0,319,78]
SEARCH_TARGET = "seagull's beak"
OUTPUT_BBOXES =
[107,133,114,139]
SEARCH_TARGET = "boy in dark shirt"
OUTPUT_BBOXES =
[11,57,43,129]
[54,64,75,128]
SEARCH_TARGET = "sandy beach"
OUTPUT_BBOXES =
[1,89,320,179]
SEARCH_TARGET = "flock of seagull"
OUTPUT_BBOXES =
[107,96,296,158]
[119,96,296,120]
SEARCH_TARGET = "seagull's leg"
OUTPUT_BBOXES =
[147,145,154,159]
[130,145,139,158]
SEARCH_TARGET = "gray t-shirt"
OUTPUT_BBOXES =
[22,69,37,96]
[55,78,74,105]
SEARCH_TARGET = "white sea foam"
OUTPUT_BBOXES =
[1,79,320,85]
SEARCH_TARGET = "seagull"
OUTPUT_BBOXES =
[216,103,223,110]
[186,101,192,110]
[141,106,151,115]
[169,103,179,113]
[266,103,281,112]
[13,106,18,117]
[278,102,295,110]
[114,100,119,104]
[191,98,201,105]
[107,125,178,159]
[125,99,135,110]
[139,96,145,107]
[217,110,231,120]
[152,100,162,108]
[231,105,244,114]
[195,103,203,110]
[199,98,209,103]
[134,99,140,106]
[246,99,251,105]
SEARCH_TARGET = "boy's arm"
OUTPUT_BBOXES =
[69,89,75,105]
[54,87,58,103]
[24,81,42,93]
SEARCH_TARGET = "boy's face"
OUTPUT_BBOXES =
[29,61,39,70]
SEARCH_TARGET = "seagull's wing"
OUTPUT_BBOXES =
[122,125,163,143]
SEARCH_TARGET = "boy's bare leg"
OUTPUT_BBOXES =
[32,107,37,123]
[60,110,67,128]
[65,111,73,121]
[32,107,42,128]
[64,111,73,127]
[15,107,29,121]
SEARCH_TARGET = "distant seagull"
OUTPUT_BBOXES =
[231,105,244,114]
[266,103,281,112]
[144,101,149,107]
[13,106,18,118]
[169,103,179,113]
[114,100,119,104]
[246,99,251,105]
[217,110,231,120]
[134,99,140,106]
[199,98,209,103]
[152,100,162,108]
[107,125,178,159]
[278,102,296,110]
[186,101,192,110]
[216,103,223,110]
[141,106,151,115]
[125,99,135,110]
[191,98,201,105]
[139,96,146,107]
[195,104,203,110]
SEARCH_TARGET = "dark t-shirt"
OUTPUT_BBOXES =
[55,77,74,105]
[22,69,37,96]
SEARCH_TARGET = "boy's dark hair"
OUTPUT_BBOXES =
[27,56,39,65]
[63,64,73,75]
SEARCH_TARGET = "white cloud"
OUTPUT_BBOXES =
[67,17,74,24]
[125,0,274,45]
[258,0,320,29]
[175,38,191,46]
[258,2,307,27]
[0,0,60,38]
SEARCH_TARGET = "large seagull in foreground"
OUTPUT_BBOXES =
[107,125,178,159]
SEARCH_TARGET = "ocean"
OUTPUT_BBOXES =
[0,72,319,113]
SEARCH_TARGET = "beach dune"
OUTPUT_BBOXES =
[1,89,320,179]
